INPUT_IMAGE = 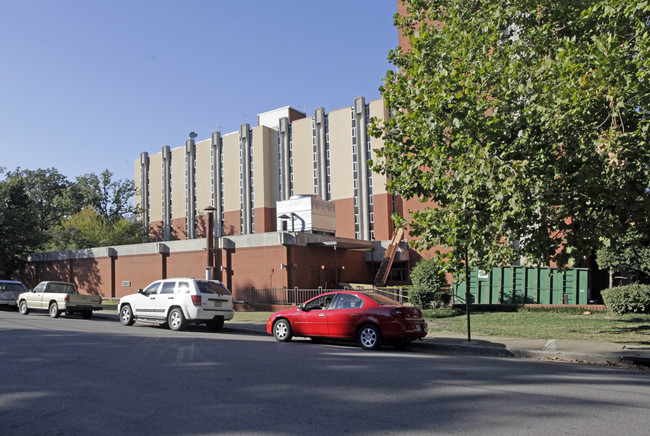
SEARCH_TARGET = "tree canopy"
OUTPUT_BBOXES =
[0,167,147,276]
[0,177,43,277]
[370,0,650,275]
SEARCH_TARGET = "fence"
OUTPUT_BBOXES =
[243,288,329,306]
[241,287,409,306]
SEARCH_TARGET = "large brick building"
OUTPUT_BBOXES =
[130,96,427,295]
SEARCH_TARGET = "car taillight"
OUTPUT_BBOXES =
[65,295,70,303]
[99,296,102,304]
[191,295,202,306]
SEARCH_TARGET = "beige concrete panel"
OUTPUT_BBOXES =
[148,153,163,222]
[194,138,212,210]
[290,116,314,196]
[368,98,388,195]
[252,126,278,208]
[171,146,185,220]
[134,159,142,214]
[222,132,241,214]
[328,106,354,200]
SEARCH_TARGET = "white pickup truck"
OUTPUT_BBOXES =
[17,281,103,319]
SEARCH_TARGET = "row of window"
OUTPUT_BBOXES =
[141,109,377,241]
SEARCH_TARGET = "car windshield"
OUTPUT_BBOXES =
[364,293,399,306]
[196,281,231,296]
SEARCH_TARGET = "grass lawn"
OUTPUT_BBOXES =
[426,308,650,346]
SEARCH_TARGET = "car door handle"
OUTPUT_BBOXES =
[319,314,326,318]
[168,296,174,299]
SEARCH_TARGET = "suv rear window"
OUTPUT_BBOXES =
[196,281,231,296]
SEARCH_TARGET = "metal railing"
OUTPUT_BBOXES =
[240,287,411,306]
[244,288,329,306]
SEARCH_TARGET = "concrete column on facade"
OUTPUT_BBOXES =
[215,246,223,282]
[211,131,223,237]
[157,243,168,279]
[354,96,370,240]
[282,244,291,290]
[240,124,252,234]
[185,133,197,239]
[279,117,290,201]
[139,152,149,232]
[224,248,232,291]
[107,248,117,299]
[162,146,172,241]
[314,107,327,200]
[204,206,216,275]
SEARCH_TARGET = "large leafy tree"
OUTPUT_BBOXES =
[370,0,650,275]
[0,177,43,276]
[50,170,146,250]
[596,227,650,284]
[3,168,72,238]
[50,208,147,250]
[69,170,137,222]
[1,167,146,254]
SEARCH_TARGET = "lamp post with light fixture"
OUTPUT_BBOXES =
[204,206,216,280]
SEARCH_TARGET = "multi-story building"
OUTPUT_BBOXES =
[135,98,395,242]
[134,97,419,290]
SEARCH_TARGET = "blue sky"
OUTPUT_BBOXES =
[0,0,398,182]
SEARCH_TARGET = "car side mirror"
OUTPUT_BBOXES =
[137,289,144,294]
[298,304,305,311]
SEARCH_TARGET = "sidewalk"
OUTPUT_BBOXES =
[412,332,650,367]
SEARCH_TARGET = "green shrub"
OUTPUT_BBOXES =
[408,284,436,309]
[408,258,448,309]
[601,284,650,315]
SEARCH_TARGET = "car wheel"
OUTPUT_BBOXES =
[168,308,187,331]
[49,302,60,318]
[81,310,92,319]
[358,324,382,350]
[273,319,293,342]
[206,317,224,332]
[119,305,135,326]
[18,300,29,315]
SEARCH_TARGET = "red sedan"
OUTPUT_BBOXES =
[266,291,428,350]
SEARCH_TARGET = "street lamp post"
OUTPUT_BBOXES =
[465,244,471,342]
[204,206,216,279]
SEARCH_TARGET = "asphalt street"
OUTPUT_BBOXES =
[1,309,649,435]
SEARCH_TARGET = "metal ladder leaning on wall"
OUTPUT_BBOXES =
[373,227,405,287]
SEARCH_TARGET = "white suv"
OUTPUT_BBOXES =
[118,278,234,331]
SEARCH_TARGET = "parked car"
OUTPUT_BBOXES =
[267,291,428,350]
[0,280,29,309]
[17,281,103,318]
[118,278,234,331]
